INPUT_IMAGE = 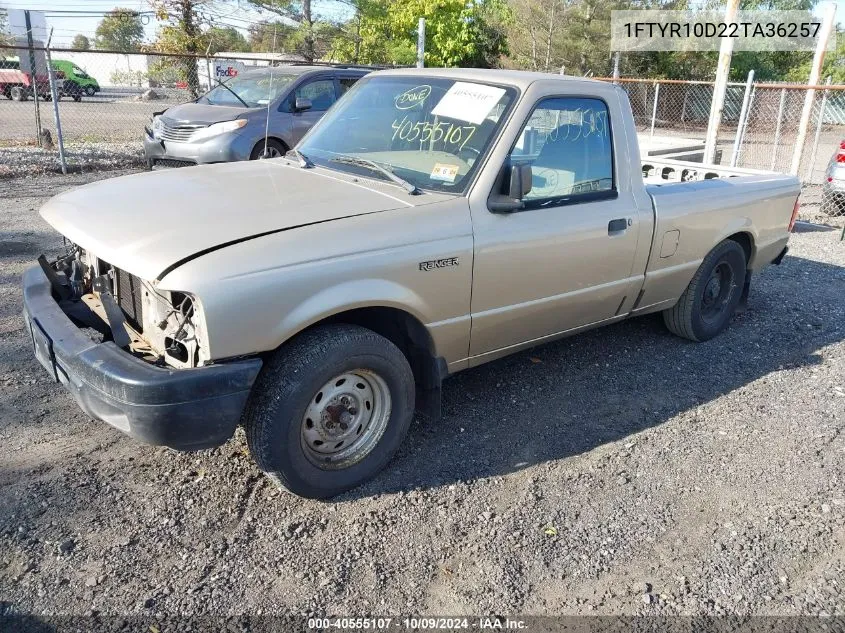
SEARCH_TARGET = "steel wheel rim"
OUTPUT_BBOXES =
[300,369,392,470]
[701,261,735,322]
[85,86,95,96]
[260,145,282,159]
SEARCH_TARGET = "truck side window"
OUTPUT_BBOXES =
[511,97,614,208]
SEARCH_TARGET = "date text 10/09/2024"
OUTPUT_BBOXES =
[307,617,528,630]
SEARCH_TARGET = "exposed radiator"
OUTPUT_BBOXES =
[113,267,144,332]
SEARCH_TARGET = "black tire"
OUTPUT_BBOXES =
[250,138,286,160]
[72,95,81,102]
[663,239,747,342]
[85,85,96,97]
[10,86,26,101]
[3,88,11,100]
[64,81,80,97]
[244,324,415,499]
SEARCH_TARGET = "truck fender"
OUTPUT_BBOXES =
[269,279,445,419]
[271,278,433,353]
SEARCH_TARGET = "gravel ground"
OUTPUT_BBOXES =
[0,144,145,179]
[0,170,844,621]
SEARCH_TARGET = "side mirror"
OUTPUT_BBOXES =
[489,162,533,213]
[508,162,533,199]
[294,97,312,112]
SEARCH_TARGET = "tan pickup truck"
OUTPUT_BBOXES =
[24,68,801,498]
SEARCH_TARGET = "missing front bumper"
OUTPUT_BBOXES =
[22,265,262,451]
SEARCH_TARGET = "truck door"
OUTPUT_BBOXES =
[468,96,646,360]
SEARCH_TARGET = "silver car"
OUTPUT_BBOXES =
[143,65,369,168]
[821,140,845,217]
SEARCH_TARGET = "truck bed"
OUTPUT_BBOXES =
[634,155,800,317]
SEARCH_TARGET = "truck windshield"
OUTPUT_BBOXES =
[202,73,296,108]
[298,76,517,193]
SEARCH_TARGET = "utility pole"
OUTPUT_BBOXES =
[790,2,836,175]
[703,0,740,165]
[417,18,425,68]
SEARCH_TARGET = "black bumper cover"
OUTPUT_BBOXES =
[22,265,262,451]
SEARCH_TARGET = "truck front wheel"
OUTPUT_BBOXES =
[10,86,26,101]
[663,239,747,342]
[244,324,415,499]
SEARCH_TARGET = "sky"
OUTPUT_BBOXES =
[1,0,843,48]
[0,0,278,46]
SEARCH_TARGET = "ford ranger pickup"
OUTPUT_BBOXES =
[23,68,801,498]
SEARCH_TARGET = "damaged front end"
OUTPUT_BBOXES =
[40,242,209,370]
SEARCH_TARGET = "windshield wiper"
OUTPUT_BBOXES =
[329,155,420,195]
[212,78,249,108]
[286,148,313,168]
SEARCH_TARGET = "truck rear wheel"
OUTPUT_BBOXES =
[10,86,26,101]
[244,324,415,499]
[663,239,747,342]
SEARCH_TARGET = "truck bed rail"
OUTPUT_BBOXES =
[641,156,777,185]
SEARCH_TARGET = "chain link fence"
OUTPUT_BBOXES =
[1,46,844,224]
[598,76,845,224]
[0,46,297,174]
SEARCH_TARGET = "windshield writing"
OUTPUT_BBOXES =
[299,77,516,193]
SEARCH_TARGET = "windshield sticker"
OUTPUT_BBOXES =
[391,115,477,151]
[395,85,432,110]
[430,163,459,183]
[431,82,507,125]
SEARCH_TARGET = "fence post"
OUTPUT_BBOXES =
[804,76,832,183]
[44,44,67,175]
[650,82,660,138]
[730,69,755,167]
[790,2,836,175]
[24,10,43,145]
[770,88,787,171]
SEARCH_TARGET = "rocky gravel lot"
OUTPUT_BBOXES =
[0,145,144,179]
[0,170,844,622]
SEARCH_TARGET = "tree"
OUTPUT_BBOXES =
[246,0,319,62]
[71,34,91,50]
[204,26,250,54]
[332,0,511,67]
[94,8,145,51]
[785,28,845,84]
[151,0,205,98]
[0,9,11,49]
[248,20,296,52]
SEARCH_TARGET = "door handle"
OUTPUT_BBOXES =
[608,218,629,234]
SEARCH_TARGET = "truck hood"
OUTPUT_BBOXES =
[40,160,427,281]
